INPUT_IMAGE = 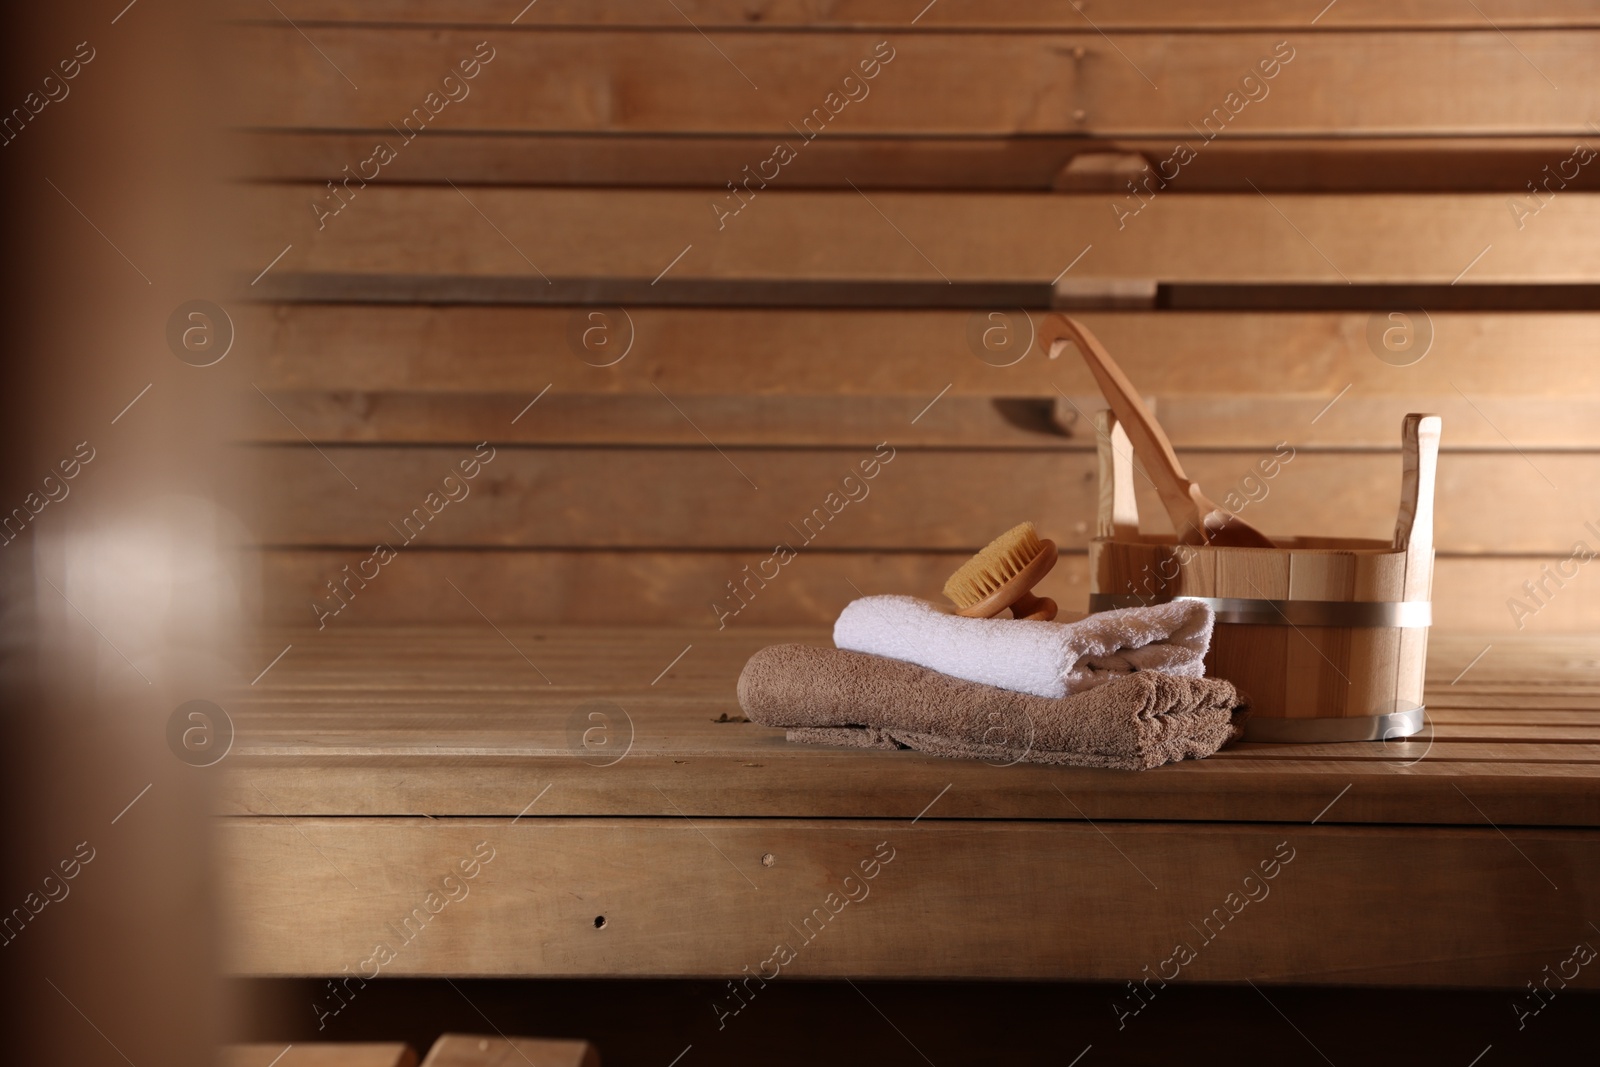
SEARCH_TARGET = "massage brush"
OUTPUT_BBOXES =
[942,521,1058,621]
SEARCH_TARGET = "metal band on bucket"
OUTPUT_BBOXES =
[1087,594,1431,628]
[1243,706,1426,743]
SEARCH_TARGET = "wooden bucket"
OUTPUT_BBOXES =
[1088,411,1441,742]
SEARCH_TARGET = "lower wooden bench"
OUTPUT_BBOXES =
[223,1036,598,1067]
[221,1044,415,1067]
[222,627,1600,989]
[422,1035,598,1067]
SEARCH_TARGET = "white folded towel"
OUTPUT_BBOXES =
[832,595,1215,699]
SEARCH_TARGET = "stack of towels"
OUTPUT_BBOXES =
[737,595,1245,770]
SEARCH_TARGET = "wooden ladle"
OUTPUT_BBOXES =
[1039,313,1277,548]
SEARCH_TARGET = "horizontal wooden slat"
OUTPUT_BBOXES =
[245,390,1600,450]
[230,28,1599,137]
[223,1,1600,30]
[219,815,1600,984]
[235,692,1600,723]
[419,1036,597,1067]
[249,549,1600,633]
[1433,703,1600,723]
[1426,638,1600,684]
[1427,694,1600,712]
[224,756,1600,819]
[243,307,1600,398]
[1214,742,1600,763]
[232,632,1542,697]
[1422,724,1600,741]
[246,392,1081,448]
[1145,396,1600,450]
[243,305,1600,445]
[1424,679,1600,709]
[221,1045,417,1067]
[232,722,1600,764]
[234,132,1600,192]
[242,444,1600,554]
[240,188,1600,296]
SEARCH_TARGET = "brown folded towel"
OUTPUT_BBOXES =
[738,644,1245,770]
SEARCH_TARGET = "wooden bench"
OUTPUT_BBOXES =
[221,1043,416,1067]
[222,627,1600,986]
[421,1035,598,1067]
[223,1036,598,1067]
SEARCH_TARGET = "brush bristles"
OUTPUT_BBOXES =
[943,522,1044,609]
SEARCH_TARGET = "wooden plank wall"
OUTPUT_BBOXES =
[230,2,1600,633]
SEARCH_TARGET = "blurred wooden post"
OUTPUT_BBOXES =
[0,3,239,1064]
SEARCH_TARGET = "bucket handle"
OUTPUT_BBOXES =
[1095,408,1441,560]
[1092,408,1139,539]
[1396,413,1443,600]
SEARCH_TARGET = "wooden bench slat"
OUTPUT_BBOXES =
[223,0,1600,30]
[239,188,1600,291]
[240,187,1600,292]
[221,678,1600,756]
[231,687,1600,713]
[222,753,1600,824]
[420,1035,598,1067]
[232,735,1600,764]
[221,1045,417,1067]
[243,444,1600,555]
[231,698,1600,733]
[1427,696,1600,712]
[247,392,1080,449]
[235,132,1600,191]
[1326,724,1600,741]
[1430,709,1600,723]
[243,307,1600,398]
[229,27,1600,137]
[240,185,1600,289]
[244,390,1600,451]
[243,305,1600,448]
[1213,742,1600,763]
[251,549,1600,633]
